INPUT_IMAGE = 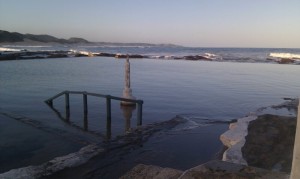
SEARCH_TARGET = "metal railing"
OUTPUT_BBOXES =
[45,90,144,129]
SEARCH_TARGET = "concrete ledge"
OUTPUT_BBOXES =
[220,115,257,164]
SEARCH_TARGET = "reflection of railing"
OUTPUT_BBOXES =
[45,90,143,139]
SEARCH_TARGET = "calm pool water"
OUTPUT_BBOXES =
[0,57,299,173]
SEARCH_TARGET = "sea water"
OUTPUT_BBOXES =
[0,48,300,173]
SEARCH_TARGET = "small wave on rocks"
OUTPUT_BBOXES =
[170,114,235,131]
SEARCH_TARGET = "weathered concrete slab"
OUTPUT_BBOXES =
[220,115,257,165]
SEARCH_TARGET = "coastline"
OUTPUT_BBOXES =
[221,98,298,172]
[1,45,300,64]
[121,99,298,178]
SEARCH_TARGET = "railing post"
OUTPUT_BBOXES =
[137,101,143,126]
[83,93,88,116]
[65,92,70,120]
[106,95,112,139]
[83,115,88,131]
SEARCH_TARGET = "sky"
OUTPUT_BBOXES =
[0,0,300,48]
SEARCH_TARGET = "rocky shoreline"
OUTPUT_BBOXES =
[243,114,296,172]
[220,99,298,173]
[121,160,289,179]
[0,49,217,61]
[220,114,296,172]
[121,99,298,178]
[2,48,300,64]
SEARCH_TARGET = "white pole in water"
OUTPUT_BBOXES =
[121,56,136,106]
[291,100,300,179]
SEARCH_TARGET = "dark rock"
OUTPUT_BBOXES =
[180,160,289,179]
[19,55,45,59]
[266,58,274,61]
[0,53,20,60]
[278,58,295,64]
[48,53,68,58]
[115,54,127,58]
[174,56,184,59]
[242,114,296,173]
[96,53,116,57]
[74,53,88,57]
[128,54,143,58]
[120,164,182,179]
[184,55,211,61]
[115,54,144,59]
[122,160,289,179]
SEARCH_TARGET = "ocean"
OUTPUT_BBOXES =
[0,45,300,176]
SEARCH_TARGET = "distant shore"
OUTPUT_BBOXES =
[1,47,300,64]
[0,48,216,61]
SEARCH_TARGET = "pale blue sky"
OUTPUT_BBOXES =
[0,0,299,48]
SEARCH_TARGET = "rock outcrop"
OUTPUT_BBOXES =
[120,164,183,179]
[121,160,289,179]
[242,114,296,172]
[184,55,211,61]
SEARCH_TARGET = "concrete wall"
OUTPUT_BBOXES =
[290,102,300,179]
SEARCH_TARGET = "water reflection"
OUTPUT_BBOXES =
[46,103,138,140]
[121,105,136,133]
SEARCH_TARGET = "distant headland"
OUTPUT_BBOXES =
[0,30,181,47]
[0,30,89,44]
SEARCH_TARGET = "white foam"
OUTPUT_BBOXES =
[203,53,222,60]
[269,53,300,59]
[0,47,22,52]
[69,49,92,56]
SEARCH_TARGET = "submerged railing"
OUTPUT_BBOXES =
[45,91,143,139]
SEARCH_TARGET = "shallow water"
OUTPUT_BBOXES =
[0,57,299,173]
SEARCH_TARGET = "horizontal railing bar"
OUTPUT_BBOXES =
[109,95,143,104]
[45,91,67,102]
[67,91,85,95]
[46,90,143,104]
[85,92,107,98]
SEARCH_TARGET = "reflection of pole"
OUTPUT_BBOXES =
[121,56,136,106]
[121,105,136,133]
[83,115,88,131]
[65,93,70,121]
[106,97,112,140]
